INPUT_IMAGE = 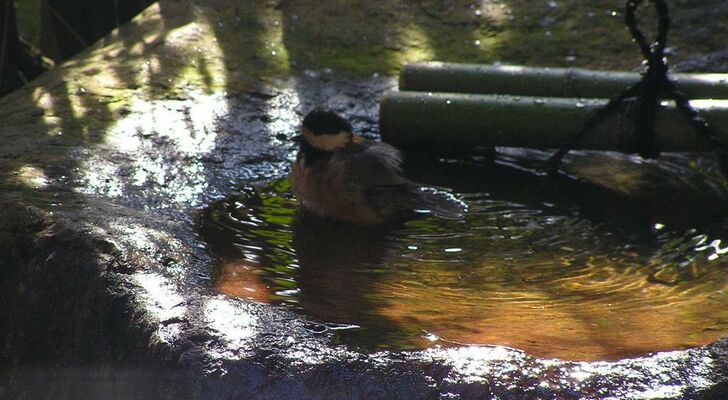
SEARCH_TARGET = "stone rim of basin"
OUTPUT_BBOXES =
[3,93,727,399]
[2,0,728,396]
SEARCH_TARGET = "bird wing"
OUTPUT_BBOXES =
[338,140,466,221]
[338,142,421,218]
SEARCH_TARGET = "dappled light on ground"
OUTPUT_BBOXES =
[4,0,728,201]
[84,93,227,205]
[2,2,229,206]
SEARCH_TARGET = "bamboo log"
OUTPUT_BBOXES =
[400,62,728,100]
[379,91,728,152]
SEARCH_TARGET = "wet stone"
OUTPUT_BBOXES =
[1,2,728,399]
[2,79,728,397]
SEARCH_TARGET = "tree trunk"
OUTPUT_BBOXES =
[0,0,51,96]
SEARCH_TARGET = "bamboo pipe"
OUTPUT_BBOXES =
[400,62,728,100]
[379,91,728,152]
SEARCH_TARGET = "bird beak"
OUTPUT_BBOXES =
[290,134,305,143]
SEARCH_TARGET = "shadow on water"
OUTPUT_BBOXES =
[405,149,728,237]
[199,180,406,349]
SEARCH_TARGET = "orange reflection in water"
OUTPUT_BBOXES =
[203,177,728,362]
[369,257,728,360]
[216,261,271,303]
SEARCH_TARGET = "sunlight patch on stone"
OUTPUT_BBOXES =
[32,86,60,131]
[687,99,728,109]
[260,10,291,73]
[263,86,301,158]
[592,351,715,400]
[82,92,227,205]
[134,271,187,344]
[162,16,229,92]
[15,165,49,189]
[75,155,124,198]
[424,346,528,383]
[204,297,258,357]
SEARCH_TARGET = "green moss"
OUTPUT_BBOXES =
[205,0,728,77]
[9,0,728,93]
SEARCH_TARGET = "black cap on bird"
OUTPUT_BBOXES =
[302,109,352,135]
[289,109,464,224]
[295,109,356,152]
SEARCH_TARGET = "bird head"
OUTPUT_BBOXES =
[294,109,353,151]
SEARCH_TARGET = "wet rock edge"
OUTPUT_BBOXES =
[1,164,728,399]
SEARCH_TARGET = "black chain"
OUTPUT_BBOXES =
[546,0,728,178]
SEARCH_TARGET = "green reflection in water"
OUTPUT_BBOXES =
[200,170,728,361]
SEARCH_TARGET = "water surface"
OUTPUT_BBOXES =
[200,154,728,361]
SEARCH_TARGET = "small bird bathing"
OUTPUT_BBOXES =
[290,109,463,224]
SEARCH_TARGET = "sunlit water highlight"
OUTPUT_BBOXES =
[200,160,728,361]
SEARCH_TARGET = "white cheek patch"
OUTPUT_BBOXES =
[304,130,351,151]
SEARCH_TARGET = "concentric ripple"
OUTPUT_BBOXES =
[200,162,728,361]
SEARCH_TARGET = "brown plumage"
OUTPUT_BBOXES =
[290,110,426,224]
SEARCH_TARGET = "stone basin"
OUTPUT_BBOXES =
[2,1,728,399]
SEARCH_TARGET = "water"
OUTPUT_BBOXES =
[199,154,728,361]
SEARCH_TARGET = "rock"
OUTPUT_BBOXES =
[1,1,727,399]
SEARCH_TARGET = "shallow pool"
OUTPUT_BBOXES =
[200,152,728,361]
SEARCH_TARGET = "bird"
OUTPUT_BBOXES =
[289,109,462,225]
